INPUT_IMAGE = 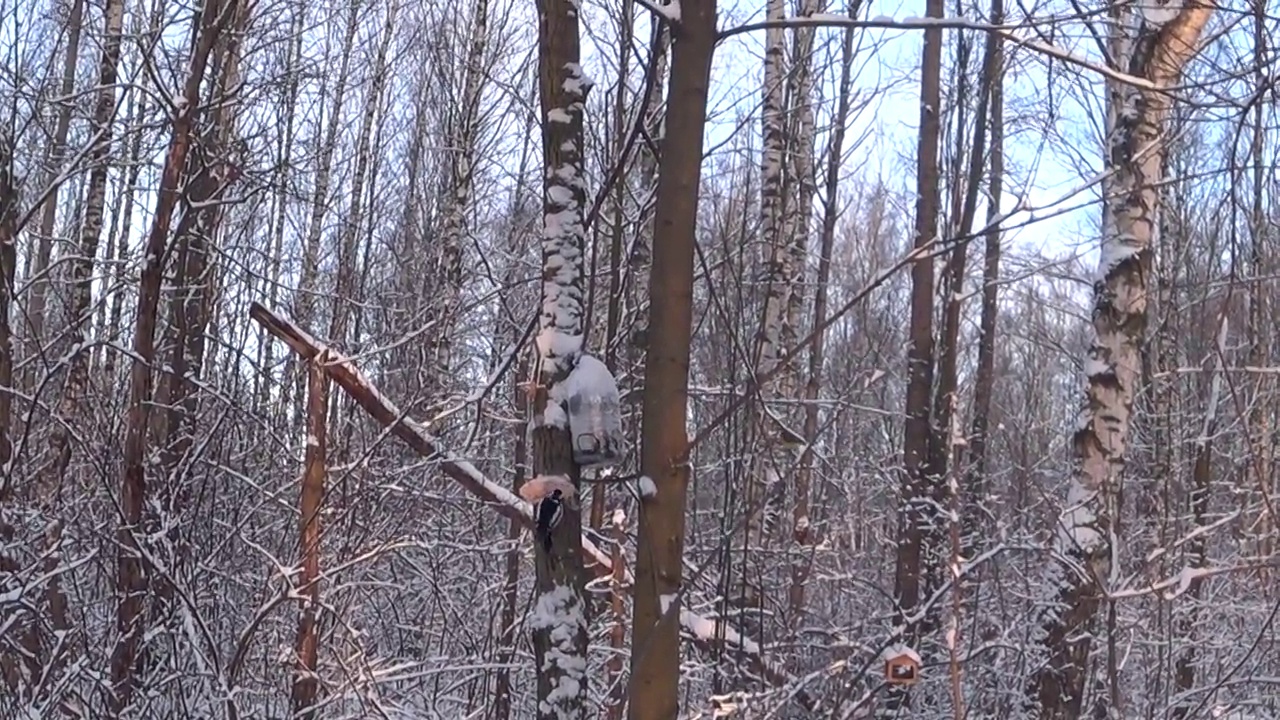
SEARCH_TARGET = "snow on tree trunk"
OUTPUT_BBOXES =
[630,5,718,718]
[1033,4,1214,718]
[530,0,591,715]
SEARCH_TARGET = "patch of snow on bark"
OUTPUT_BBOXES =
[528,585,588,718]
[638,475,657,498]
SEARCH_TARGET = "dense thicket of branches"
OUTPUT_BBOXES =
[1,0,1277,717]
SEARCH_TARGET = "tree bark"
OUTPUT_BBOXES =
[891,0,944,697]
[291,357,328,719]
[629,4,716,718]
[26,0,85,355]
[43,0,124,502]
[789,0,857,634]
[109,0,237,711]
[964,0,1004,548]
[1033,5,1214,717]
[530,0,591,715]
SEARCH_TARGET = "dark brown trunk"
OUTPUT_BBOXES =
[628,4,716,719]
[109,0,236,711]
[892,0,944,661]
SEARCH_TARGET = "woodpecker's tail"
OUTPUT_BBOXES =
[537,530,553,554]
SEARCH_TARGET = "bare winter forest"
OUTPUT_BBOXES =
[1,0,1277,717]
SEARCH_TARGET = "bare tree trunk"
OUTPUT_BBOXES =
[328,2,397,349]
[0,130,24,695]
[109,0,237,710]
[44,0,124,496]
[100,91,148,387]
[493,355,528,720]
[529,0,591,715]
[26,0,85,353]
[1246,0,1272,567]
[291,357,328,719]
[1172,315,1225,717]
[1033,5,1214,718]
[886,0,944,712]
[964,0,1003,545]
[606,510,627,720]
[789,0,856,631]
[293,0,360,425]
[751,0,800,543]
[256,8,304,415]
[629,4,716,717]
[430,0,491,388]
[932,14,997,484]
[592,0,633,532]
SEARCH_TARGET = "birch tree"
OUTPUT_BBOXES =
[1033,3,1215,717]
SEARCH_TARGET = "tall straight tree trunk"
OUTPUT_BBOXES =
[26,0,84,355]
[292,0,359,421]
[0,131,23,694]
[752,0,799,541]
[256,7,303,414]
[592,0,632,531]
[109,0,237,711]
[789,0,856,630]
[328,1,397,349]
[1246,0,1272,564]
[493,355,529,720]
[964,0,1003,545]
[887,0,943,712]
[430,0,491,388]
[44,0,124,493]
[1171,315,1225,718]
[629,7,717,719]
[1033,5,1214,718]
[931,13,997,484]
[151,0,250,622]
[529,0,591,716]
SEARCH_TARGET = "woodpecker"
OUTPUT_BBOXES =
[535,489,565,553]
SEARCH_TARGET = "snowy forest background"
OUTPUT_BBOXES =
[1,0,1277,717]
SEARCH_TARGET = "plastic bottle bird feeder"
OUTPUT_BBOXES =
[560,354,625,467]
[882,645,922,686]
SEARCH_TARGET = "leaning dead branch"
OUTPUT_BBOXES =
[247,301,801,693]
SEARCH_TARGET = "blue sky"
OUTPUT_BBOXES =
[701,0,1104,268]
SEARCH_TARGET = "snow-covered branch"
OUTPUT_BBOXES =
[247,302,792,690]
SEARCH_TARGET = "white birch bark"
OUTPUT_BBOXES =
[1034,4,1215,716]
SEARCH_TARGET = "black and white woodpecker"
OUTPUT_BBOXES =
[534,489,565,553]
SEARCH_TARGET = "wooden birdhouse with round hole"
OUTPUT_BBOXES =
[882,645,921,686]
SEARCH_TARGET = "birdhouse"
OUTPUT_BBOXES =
[561,354,625,467]
[882,645,921,686]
